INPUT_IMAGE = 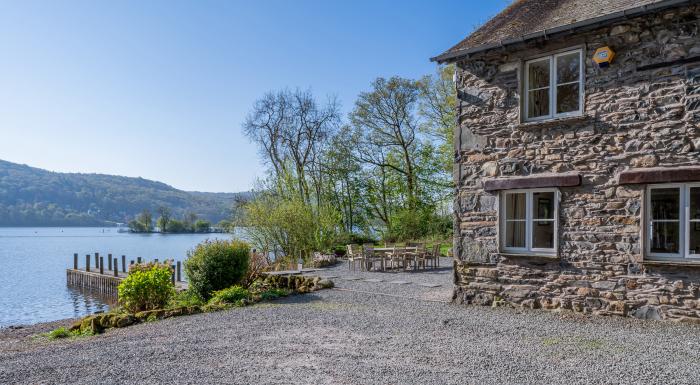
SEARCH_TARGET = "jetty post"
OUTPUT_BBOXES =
[176,261,181,282]
[73,253,78,270]
[94,252,99,270]
[86,254,91,272]
[99,256,104,275]
[113,258,119,277]
[108,253,112,270]
[121,255,126,273]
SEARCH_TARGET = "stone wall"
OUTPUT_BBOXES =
[453,5,700,321]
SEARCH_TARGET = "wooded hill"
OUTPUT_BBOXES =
[0,159,248,226]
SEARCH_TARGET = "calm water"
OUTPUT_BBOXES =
[0,227,232,328]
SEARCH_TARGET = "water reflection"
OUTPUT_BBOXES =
[67,286,116,317]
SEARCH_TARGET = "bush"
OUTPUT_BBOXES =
[184,239,250,300]
[168,289,205,308]
[259,288,290,301]
[209,286,250,306]
[118,265,175,313]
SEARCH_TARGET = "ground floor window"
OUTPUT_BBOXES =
[500,189,558,255]
[647,184,700,259]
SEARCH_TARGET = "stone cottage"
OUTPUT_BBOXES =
[432,0,700,321]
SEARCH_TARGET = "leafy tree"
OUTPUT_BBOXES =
[194,220,211,233]
[156,206,172,232]
[350,77,422,210]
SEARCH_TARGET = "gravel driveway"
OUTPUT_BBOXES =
[2,259,700,385]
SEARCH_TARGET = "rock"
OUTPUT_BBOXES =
[480,161,498,177]
[630,154,658,168]
[631,306,662,320]
[610,24,631,35]
[316,279,335,289]
[592,281,617,290]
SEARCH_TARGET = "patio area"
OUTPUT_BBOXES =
[302,256,454,303]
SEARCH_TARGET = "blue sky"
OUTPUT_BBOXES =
[0,0,507,192]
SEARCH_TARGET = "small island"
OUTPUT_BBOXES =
[127,207,234,234]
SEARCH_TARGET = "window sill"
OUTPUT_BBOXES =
[499,252,559,261]
[643,259,700,268]
[517,115,588,130]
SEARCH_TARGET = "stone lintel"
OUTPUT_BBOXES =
[483,172,581,192]
[618,167,700,185]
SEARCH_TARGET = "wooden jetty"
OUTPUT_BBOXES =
[66,252,188,295]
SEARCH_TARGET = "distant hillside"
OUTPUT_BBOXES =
[0,159,251,226]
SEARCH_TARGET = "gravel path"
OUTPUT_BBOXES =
[2,259,700,385]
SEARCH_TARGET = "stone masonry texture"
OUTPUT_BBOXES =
[453,5,700,322]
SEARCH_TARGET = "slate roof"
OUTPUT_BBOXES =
[432,0,687,62]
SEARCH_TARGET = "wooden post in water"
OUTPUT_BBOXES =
[176,261,181,282]
[137,257,142,264]
[121,255,126,273]
[108,254,112,270]
[154,258,159,264]
[94,252,99,270]
[114,258,118,277]
[73,253,78,270]
[86,254,90,272]
[99,256,104,275]
[171,265,175,285]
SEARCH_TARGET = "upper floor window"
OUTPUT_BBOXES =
[647,184,700,260]
[501,189,558,255]
[524,49,583,121]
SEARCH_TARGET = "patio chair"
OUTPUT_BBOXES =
[424,243,440,269]
[346,244,365,271]
[405,243,427,270]
[362,243,384,271]
[385,246,403,270]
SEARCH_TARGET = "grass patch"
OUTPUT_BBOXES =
[44,327,95,341]
[542,337,561,346]
[259,288,290,301]
[576,338,604,350]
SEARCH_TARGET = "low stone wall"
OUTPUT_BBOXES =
[454,259,700,322]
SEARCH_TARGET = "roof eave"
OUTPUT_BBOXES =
[430,0,697,64]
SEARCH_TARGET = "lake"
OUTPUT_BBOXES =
[0,227,233,328]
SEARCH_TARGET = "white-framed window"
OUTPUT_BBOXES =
[524,49,583,121]
[646,183,700,260]
[500,188,559,255]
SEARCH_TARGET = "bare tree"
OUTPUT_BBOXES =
[243,89,340,203]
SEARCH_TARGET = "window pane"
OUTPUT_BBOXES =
[650,222,680,254]
[533,191,554,219]
[533,221,554,249]
[556,83,580,113]
[690,187,700,220]
[528,59,550,89]
[650,188,680,220]
[505,193,526,220]
[690,222,700,255]
[528,89,550,118]
[506,221,526,248]
[556,52,580,84]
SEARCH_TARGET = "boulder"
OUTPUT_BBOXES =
[631,305,662,320]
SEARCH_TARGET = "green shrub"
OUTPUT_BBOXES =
[209,285,250,306]
[259,288,290,301]
[47,327,72,340]
[184,240,250,300]
[118,266,175,313]
[168,289,205,308]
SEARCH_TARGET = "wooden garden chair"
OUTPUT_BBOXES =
[424,243,440,269]
[346,244,365,271]
[362,243,384,271]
